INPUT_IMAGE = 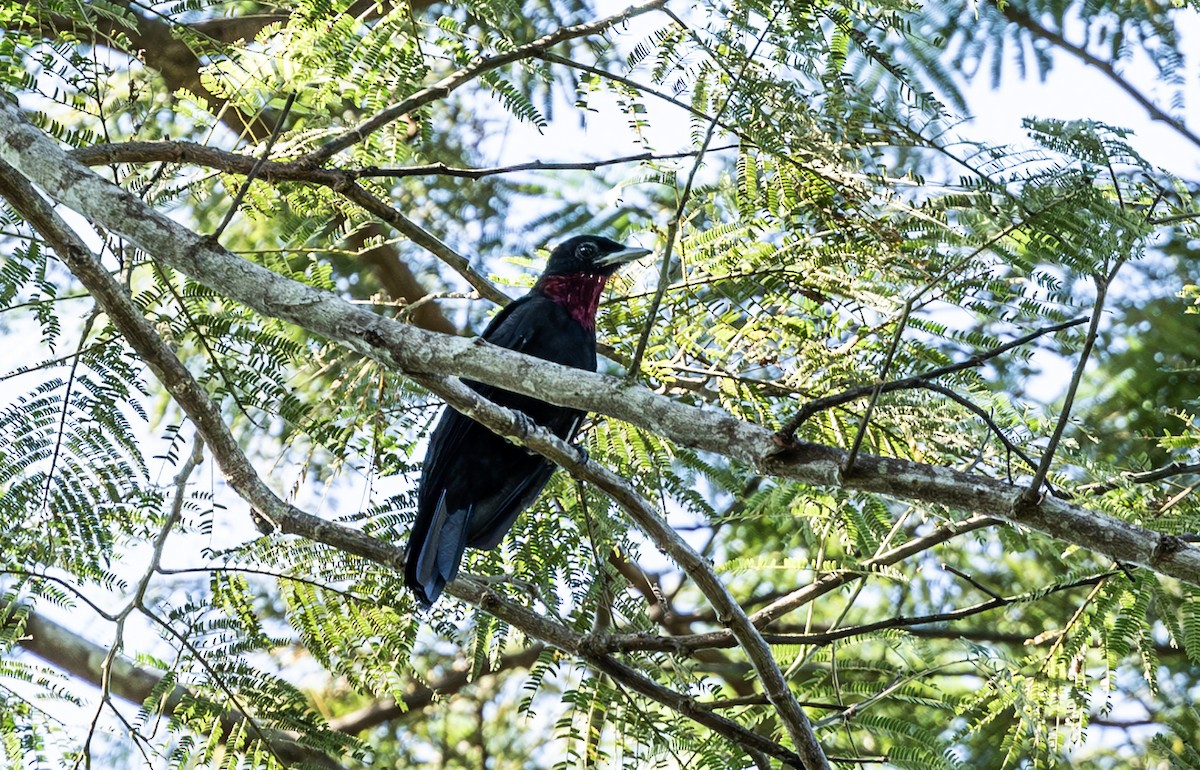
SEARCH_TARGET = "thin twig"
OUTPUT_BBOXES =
[1020,272,1118,504]
[396,290,479,320]
[1147,210,1200,226]
[775,316,1087,439]
[0,290,92,315]
[39,306,99,517]
[536,52,732,133]
[627,6,780,379]
[940,563,1002,600]
[843,300,910,474]
[151,261,264,426]
[699,694,847,711]
[1079,460,1200,494]
[212,92,296,240]
[71,140,737,183]
[609,571,1116,652]
[303,0,668,164]
[1039,576,1111,672]
[339,182,511,306]
[0,336,120,383]
[899,380,1055,494]
[352,146,738,179]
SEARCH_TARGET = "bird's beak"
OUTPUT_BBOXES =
[596,246,653,267]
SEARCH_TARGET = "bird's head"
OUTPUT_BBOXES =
[542,235,652,278]
[534,235,652,330]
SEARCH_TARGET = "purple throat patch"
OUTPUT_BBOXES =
[537,273,609,330]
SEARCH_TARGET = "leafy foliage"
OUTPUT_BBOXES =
[2,0,1200,767]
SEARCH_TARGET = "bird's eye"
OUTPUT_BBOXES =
[576,242,598,259]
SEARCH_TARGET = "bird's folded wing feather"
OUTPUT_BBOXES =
[407,295,589,600]
[415,297,539,511]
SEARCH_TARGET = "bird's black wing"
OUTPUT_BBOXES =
[405,296,588,606]
[459,296,591,546]
[413,295,546,515]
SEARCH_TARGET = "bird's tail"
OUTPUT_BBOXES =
[404,492,470,608]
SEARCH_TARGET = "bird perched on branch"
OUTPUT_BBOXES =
[404,235,651,607]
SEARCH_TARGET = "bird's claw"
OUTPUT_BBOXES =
[511,407,530,436]
[514,413,548,457]
[573,444,590,468]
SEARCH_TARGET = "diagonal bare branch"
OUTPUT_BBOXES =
[68,139,507,308]
[775,316,1088,439]
[608,568,1115,653]
[1080,461,1200,495]
[627,5,779,377]
[411,373,830,768]
[1019,273,1116,505]
[1000,5,1200,153]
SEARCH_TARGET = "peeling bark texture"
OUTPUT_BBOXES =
[2,99,1199,592]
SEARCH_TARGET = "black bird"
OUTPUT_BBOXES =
[404,235,651,607]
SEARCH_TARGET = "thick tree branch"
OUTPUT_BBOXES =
[3,100,1199,593]
[0,149,806,768]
